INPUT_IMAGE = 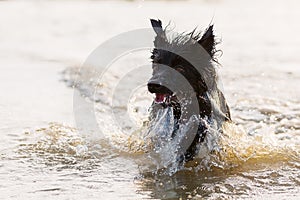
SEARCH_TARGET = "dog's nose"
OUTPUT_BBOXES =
[147,83,162,93]
[148,83,173,94]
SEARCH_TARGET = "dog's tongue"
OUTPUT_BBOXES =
[155,93,165,103]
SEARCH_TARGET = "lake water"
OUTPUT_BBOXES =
[0,0,299,199]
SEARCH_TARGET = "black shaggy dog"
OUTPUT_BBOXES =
[147,19,231,163]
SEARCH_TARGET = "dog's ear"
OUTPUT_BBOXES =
[198,25,215,57]
[150,19,166,47]
[150,19,163,36]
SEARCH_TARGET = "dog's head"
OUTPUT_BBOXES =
[147,19,218,119]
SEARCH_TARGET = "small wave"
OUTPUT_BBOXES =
[17,122,114,171]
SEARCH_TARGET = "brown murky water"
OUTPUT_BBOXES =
[1,0,300,199]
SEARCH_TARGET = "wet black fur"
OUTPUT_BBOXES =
[148,19,231,162]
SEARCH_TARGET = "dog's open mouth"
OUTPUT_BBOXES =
[154,93,179,105]
[155,93,169,104]
[148,83,179,105]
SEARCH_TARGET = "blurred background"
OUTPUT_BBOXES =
[1,0,299,126]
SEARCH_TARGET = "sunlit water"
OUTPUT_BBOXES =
[1,0,300,199]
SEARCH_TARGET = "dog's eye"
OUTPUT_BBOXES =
[151,49,160,62]
[175,65,185,73]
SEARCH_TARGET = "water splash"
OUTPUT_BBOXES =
[61,66,300,176]
[16,123,114,171]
